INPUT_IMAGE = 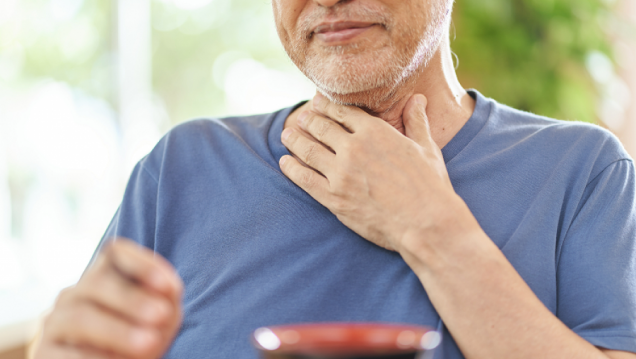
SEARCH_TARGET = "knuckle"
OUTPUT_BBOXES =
[303,112,316,128]
[342,140,362,158]
[329,184,343,197]
[330,197,350,213]
[335,106,348,119]
[340,172,355,187]
[331,177,352,197]
[303,143,317,164]
[340,140,353,153]
[316,120,332,140]
[300,171,314,187]
[349,142,361,155]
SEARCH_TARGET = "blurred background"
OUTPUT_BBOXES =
[0,0,634,357]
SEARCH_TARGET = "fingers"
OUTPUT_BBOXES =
[297,111,349,153]
[279,155,331,203]
[311,93,371,133]
[36,238,184,359]
[282,127,335,178]
[48,300,160,358]
[403,94,433,147]
[104,240,183,305]
[79,263,174,327]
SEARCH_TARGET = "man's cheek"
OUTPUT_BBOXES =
[273,2,305,51]
[273,0,305,23]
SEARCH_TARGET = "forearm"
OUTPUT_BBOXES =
[400,205,608,359]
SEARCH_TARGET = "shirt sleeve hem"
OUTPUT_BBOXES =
[577,331,636,353]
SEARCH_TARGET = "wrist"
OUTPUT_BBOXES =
[397,198,490,277]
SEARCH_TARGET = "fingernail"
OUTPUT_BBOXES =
[282,128,293,141]
[130,329,155,350]
[297,111,308,126]
[279,156,287,166]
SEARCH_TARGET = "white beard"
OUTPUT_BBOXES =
[294,1,453,107]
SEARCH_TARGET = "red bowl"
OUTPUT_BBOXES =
[252,322,440,359]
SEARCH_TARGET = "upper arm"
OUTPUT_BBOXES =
[557,159,636,352]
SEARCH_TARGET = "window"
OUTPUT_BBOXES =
[0,0,313,349]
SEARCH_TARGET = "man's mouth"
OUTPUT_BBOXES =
[312,21,378,44]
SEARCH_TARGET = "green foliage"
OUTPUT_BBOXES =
[1,0,113,101]
[451,0,616,123]
[151,0,293,122]
[4,0,620,125]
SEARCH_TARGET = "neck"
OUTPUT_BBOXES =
[286,36,475,149]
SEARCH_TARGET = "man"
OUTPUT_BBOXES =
[33,0,636,358]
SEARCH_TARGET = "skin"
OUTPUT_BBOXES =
[275,1,636,359]
[31,0,635,358]
[32,240,183,359]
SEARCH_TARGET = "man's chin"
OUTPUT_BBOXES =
[318,85,398,112]
[311,69,396,97]
[302,55,408,110]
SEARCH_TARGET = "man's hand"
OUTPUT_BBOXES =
[34,238,183,359]
[280,93,467,254]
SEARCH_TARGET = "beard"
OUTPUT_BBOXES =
[281,0,452,110]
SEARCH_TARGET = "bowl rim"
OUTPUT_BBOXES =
[251,322,440,355]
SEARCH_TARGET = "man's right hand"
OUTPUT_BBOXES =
[34,238,183,359]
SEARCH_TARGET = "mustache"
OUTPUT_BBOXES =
[297,2,392,40]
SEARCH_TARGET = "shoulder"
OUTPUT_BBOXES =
[491,100,622,152]
[480,94,631,180]
[137,111,281,178]
[164,113,277,143]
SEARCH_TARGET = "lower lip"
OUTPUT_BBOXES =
[314,25,376,44]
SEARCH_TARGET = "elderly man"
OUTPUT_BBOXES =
[34,0,636,358]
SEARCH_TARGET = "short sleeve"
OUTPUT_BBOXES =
[87,159,159,266]
[557,159,636,352]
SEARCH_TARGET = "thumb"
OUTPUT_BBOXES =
[403,94,432,146]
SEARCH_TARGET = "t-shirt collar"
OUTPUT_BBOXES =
[267,90,491,166]
[441,89,492,164]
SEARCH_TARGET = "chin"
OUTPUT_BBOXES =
[319,86,400,114]
[305,54,407,110]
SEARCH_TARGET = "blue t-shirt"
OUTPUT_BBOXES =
[97,90,636,358]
